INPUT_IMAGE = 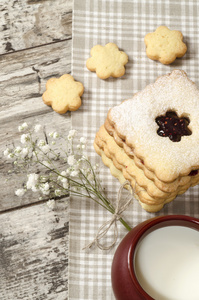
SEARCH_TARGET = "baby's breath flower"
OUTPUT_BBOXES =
[15,188,26,197]
[18,122,28,132]
[18,126,23,132]
[57,175,61,181]
[40,182,50,195]
[93,163,100,174]
[21,147,29,157]
[93,163,99,170]
[53,132,59,139]
[14,146,22,156]
[62,177,68,183]
[61,171,67,176]
[22,122,28,129]
[76,144,81,150]
[63,181,69,189]
[80,137,87,144]
[38,140,46,147]
[40,175,48,183]
[67,129,77,140]
[26,173,39,191]
[31,185,39,192]
[49,131,54,138]
[46,199,55,210]
[21,133,30,144]
[15,146,22,152]
[4,148,10,156]
[32,150,37,158]
[66,168,71,174]
[67,155,76,166]
[58,171,68,183]
[7,153,14,159]
[34,124,42,133]
[41,144,50,154]
[70,170,79,177]
[55,189,62,196]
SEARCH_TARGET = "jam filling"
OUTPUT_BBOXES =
[155,111,192,142]
[189,170,198,176]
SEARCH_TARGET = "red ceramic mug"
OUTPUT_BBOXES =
[111,215,199,300]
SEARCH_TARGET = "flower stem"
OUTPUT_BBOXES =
[119,218,132,231]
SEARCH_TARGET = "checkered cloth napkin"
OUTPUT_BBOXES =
[69,0,199,299]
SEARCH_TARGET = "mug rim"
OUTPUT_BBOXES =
[127,215,199,299]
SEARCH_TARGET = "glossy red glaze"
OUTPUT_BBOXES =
[111,215,199,300]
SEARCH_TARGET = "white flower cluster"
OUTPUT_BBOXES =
[67,129,77,140]
[4,122,132,242]
[18,122,28,132]
[46,199,55,210]
[58,171,69,189]
[76,136,87,150]
[15,188,26,197]
[38,140,50,154]
[27,173,39,192]
[4,123,101,211]
[4,122,44,162]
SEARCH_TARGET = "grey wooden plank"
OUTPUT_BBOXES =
[0,0,72,55]
[0,39,71,114]
[0,198,69,300]
[0,40,72,212]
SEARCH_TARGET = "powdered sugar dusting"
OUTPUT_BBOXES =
[109,70,199,181]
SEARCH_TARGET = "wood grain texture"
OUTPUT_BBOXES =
[0,39,71,116]
[0,0,72,55]
[0,1,73,298]
[0,198,69,300]
[0,40,72,212]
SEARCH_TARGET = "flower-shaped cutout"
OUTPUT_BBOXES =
[155,111,192,142]
[42,74,84,114]
[86,43,128,79]
[144,26,187,64]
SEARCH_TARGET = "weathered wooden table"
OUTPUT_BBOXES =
[0,1,72,299]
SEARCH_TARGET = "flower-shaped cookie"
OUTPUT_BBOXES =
[144,26,187,64]
[86,43,128,79]
[42,74,84,114]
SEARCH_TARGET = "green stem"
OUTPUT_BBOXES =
[119,218,132,231]
[26,140,132,232]
[50,178,131,231]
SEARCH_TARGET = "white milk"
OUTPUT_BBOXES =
[134,226,199,300]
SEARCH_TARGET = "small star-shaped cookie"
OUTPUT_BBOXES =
[86,43,128,79]
[42,74,84,114]
[144,26,187,64]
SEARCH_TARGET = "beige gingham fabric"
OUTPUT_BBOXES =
[69,1,199,299]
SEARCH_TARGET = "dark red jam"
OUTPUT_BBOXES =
[189,170,198,176]
[155,111,192,142]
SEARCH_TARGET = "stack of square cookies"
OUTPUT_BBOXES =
[94,70,199,212]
